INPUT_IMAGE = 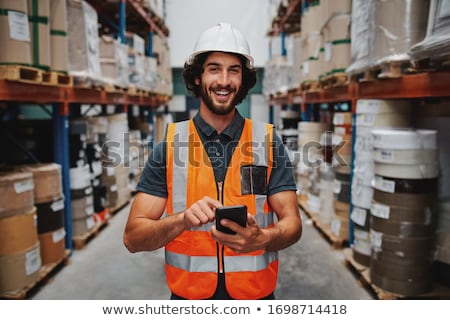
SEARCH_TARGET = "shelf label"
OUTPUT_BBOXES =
[370,230,383,250]
[371,202,390,219]
[374,149,395,162]
[86,216,96,230]
[14,180,34,194]
[51,199,65,212]
[52,229,66,243]
[373,176,395,193]
[351,207,367,226]
[8,10,30,42]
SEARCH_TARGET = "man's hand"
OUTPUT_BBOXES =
[183,196,223,229]
[211,214,270,253]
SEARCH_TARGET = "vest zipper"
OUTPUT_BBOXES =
[217,181,224,273]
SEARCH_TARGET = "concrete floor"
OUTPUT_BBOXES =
[31,199,374,300]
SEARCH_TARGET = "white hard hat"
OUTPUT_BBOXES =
[188,22,254,67]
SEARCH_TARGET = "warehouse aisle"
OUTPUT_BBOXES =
[31,198,374,300]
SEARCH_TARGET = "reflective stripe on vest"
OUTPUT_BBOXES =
[166,250,278,272]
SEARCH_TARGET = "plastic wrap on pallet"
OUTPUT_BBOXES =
[409,0,450,61]
[99,35,129,88]
[372,0,430,66]
[346,0,376,75]
[301,31,323,82]
[322,13,351,76]
[66,0,102,84]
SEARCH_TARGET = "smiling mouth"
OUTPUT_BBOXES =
[212,87,234,101]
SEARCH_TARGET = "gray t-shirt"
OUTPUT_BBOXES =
[136,111,297,198]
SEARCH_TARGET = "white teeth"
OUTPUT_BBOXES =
[216,91,229,96]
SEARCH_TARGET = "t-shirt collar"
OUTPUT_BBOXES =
[193,110,245,140]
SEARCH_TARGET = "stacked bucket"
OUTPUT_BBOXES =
[297,121,332,212]
[0,170,41,294]
[331,109,353,240]
[17,163,66,265]
[370,129,439,295]
[351,99,412,266]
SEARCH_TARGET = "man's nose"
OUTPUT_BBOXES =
[217,70,231,85]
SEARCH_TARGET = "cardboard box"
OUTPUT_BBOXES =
[50,0,69,72]
[0,207,38,256]
[16,163,63,204]
[0,242,41,294]
[27,0,51,69]
[0,170,35,219]
[38,227,66,265]
[66,0,101,80]
[0,0,32,65]
[72,215,95,237]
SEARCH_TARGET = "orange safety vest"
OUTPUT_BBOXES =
[165,118,278,299]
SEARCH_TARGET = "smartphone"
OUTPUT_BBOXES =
[215,205,247,235]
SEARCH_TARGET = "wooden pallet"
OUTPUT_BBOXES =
[127,85,147,96]
[72,221,109,250]
[0,65,42,84]
[350,60,416,83]
[42,71,73,87]
[104,83,129,94]
[72,75,104,90]
[320,73,349,89]
[349,69,379,83]
[301,80,321,93]
[299,198,347,249]
[1,250,70,299]
[410,55,450,73]
[343,248,450,300]
[376,60,415,79]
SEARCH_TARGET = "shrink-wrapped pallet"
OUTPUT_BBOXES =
[409,0,450,62]
[372,0,430,66]
[66,0,102,84]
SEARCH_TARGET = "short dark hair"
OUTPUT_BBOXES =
[182,52,257,106]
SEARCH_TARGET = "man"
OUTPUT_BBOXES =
[123,23,302,300]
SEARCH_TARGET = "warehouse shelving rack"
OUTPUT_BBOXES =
[267,0,450,246]
[0,0,171,255]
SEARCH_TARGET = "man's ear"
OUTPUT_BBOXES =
[195,77,200,85]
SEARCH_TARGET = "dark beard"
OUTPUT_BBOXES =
[201,84,238,116]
